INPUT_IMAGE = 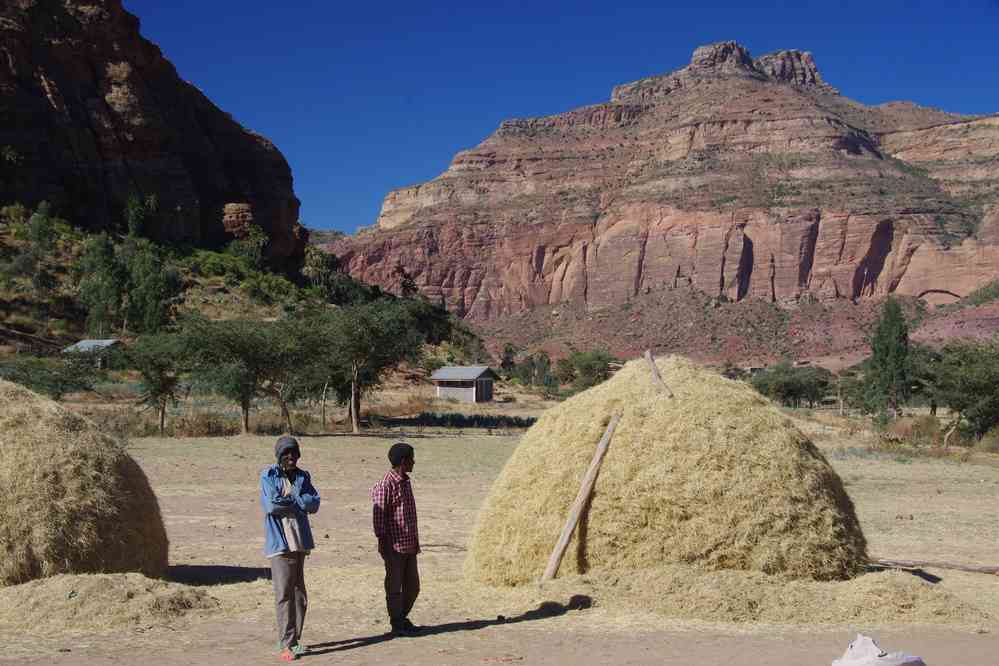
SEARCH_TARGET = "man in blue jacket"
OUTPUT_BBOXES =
[261,436,321,662]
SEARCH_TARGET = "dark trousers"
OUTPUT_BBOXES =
[381,549,420,625]
[271,552,307,649]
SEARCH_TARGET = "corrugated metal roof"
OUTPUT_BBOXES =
[430,366,496,381]
[63,339,121,353]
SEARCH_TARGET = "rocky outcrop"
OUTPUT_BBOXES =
[0,0,305,264]
[332,41,999,320]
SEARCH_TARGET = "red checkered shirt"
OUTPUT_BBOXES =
[371,469,420,554]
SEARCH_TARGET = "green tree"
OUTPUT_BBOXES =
[127,334,187,435]
[301,244,339,292]
[935,339,999,438]
[76,233,126,336]
[569,350,616,390]
[312,300,424,433]
[120,238,181,333]
[183,316,319,434]
[0,354,96,400]
[226,223,268,270]
[125,192,157,237]
[864,297,911,417]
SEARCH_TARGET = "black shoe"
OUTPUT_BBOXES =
[401,618,421,634]
[391,621,419,637]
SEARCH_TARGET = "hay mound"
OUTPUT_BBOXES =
[594,566,986,625]
[0,573,219,635]
[466,356,867,586]
[0,379,168,585]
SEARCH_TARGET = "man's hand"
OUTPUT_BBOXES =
[377,538,389,557]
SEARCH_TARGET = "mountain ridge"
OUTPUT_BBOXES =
[330,41,999,339]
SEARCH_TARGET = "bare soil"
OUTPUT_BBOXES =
[2,420,999,664]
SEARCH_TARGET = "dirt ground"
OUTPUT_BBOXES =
[3,423,999,664]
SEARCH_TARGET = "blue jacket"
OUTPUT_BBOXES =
[260,465,321,557]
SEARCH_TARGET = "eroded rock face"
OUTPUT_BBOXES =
[0,0,305,265]
[331,41,999,318]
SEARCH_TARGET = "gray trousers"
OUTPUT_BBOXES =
[271,552,307,649]
[382,549,420,624]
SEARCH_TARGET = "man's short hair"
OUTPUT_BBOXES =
[388,442,414,466]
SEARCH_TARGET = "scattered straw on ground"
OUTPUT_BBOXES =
[466,355,867,586]
[588,566,987,626]
[0,573,220,635]
[0,379,169,585]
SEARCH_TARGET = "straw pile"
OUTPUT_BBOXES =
[0,379,168,585]
[0,573,219,635]
[466,355,867,586]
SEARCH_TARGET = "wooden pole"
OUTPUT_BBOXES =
[542,414,621,581]
[871,557,999,576]
[643,350,674,398]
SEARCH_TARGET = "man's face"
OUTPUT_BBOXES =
[280,450,300,472]
[401,455,415,474]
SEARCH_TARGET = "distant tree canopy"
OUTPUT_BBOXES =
[76,235,181,336]
[750,361,834,408]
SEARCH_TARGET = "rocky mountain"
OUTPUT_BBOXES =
[331,41,999,338]
[0,0,305,264]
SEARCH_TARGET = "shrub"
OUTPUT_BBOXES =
[241,272,295,305]
[976,427,999,454]
[172,412,241,438]
[887,415,940,446]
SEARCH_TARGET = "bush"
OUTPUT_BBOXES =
[241,272,296,305]
[976,427,999,454]
[886,415,940,446]
[185,250,250,279]
[172,412,241,438]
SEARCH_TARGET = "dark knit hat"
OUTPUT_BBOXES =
[388,442,414,466]
[275,435,301,462]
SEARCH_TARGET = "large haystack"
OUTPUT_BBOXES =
[466,356,867,586]
[0,379,168,585]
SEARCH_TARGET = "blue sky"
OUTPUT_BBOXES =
[125,0,999,234]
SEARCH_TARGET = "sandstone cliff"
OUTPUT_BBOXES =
[332,41,998,322]
[0,0,305,264]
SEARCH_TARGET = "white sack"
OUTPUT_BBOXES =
[832,634,926,666]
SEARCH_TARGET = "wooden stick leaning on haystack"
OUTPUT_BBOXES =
[542,413,621,581]
[541,351,674,581]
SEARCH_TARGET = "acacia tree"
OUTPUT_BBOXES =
[311,300,424,433]
[183,317,318,434]
[127,334,187,435]
[864,297,910,418]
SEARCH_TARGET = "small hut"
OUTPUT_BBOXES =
[62,339,121,369]
[430,366,497,403]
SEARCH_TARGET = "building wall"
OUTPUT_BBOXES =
[436,384,476,403]
[475,379,493,402]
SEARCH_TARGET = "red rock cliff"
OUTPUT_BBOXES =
[331,41,999,317]
[0,0,305,264]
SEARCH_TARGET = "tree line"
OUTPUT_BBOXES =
[747,297,999,440]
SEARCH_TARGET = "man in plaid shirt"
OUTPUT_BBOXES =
[371,442,421,636]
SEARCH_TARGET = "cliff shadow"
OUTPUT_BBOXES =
[851,220,894,300]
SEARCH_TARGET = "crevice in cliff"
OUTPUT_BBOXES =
[768,254,777,302]
[633,230,649,297]
[736,232,754,301]
[798,214,820,291]
[851,219,894,300]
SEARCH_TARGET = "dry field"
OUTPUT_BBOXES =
[2,408,999,664]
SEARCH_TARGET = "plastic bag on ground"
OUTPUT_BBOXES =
[832,634,926,666]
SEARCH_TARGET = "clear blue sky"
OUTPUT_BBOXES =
[125,0,999,234]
